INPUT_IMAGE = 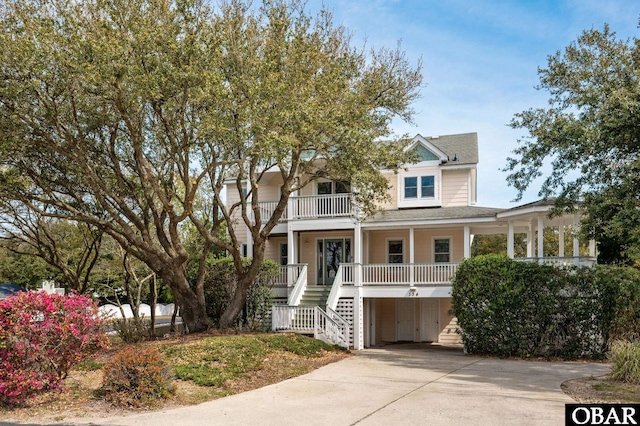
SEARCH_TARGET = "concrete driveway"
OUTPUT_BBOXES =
[75,344,609,426]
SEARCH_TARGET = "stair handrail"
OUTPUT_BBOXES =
[326,306,350,348]
[326,263,347,311]
[315,307,349,348]
[287,264,308,306]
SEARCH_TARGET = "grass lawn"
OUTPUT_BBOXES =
[0,331,350,424]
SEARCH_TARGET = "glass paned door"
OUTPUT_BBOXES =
[317,238,352,285]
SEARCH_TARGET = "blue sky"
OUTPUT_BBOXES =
[306,0,639,207]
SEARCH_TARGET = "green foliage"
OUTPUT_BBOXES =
[609,341,640,385]
[161,334,338,387]
[101,346,176,408]
[595,265,640,343]
[256,333,340,357]
[195,257,278,329]
[0,247,55,290]
[505,25,640,265]
[452,255,605,358]
[0,0,422,331]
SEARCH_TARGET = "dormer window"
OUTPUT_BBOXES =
[404,175,435,199]
[398,171,441,208]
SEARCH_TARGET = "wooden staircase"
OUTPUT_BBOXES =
[299,286,332,307]
[272,285,350,348]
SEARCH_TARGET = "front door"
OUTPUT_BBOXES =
[396,299,415,341]
[317,238,352,285]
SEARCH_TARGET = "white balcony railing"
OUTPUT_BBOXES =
[337,263,459,286]
[290,194,352,219]
[515,256,597,267]
[274,264,305,288]
[252,201,287,223]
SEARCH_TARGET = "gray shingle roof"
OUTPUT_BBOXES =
[366,205,505,223]
[417,132,478,165]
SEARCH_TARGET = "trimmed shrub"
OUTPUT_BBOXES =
[609,340,640,384]
[452,255,605,358]
[196,257,278,329]
[101,346,175,408]
[0,291,109,405]
[595,265,640,343]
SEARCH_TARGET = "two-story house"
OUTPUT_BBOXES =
[226,133,597,349]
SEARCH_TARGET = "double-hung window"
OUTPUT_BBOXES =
[434,239,450,263]
[404,175,435,199]
[421,176,434,198]
[388,240,404,264]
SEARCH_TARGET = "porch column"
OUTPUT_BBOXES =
[537,216,544,260]
[287,228,296,264]
[354,289,364,349]
[363,230,369,263]
[246,228,254,258]
[354,222,362,286]
[464,225,471,258]
[409,227,415,286]
[409,227,415,263]
[589,239,597,257]
[507,221,514,259]
[527,221,534,257]
[558,221,565,258]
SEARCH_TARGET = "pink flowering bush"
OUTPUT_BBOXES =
[0,291,109,405]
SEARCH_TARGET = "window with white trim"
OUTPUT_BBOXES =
[388,240,404,264]
[404,175,435,199]
[434,239,450,263]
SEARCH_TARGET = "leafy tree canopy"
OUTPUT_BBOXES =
[504,25,640,264]
[0,0,422,330]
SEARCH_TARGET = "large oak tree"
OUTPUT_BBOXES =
[505,26,640,265]
[0,0,422,331]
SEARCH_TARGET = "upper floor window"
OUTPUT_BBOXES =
[404,175,435,199]
[317,180,349,195]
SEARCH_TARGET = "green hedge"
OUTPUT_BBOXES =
[451,255,640,359]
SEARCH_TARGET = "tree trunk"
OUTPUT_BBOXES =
[219,238,266,329]
[219,272,254,329]
[163,268,211,333]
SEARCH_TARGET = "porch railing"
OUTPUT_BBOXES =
[515,256,597,267]
[274,264,305,288]
[271,305,349,348]
[255,200,288,223]
[290,194,352,219]
[316,307,350,348]
[337,262,459,286]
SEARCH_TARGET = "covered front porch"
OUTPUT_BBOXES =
[272,201,598,349]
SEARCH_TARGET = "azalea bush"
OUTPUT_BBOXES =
[0,291,109,405]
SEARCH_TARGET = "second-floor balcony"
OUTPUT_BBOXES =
[256,194,353,223]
